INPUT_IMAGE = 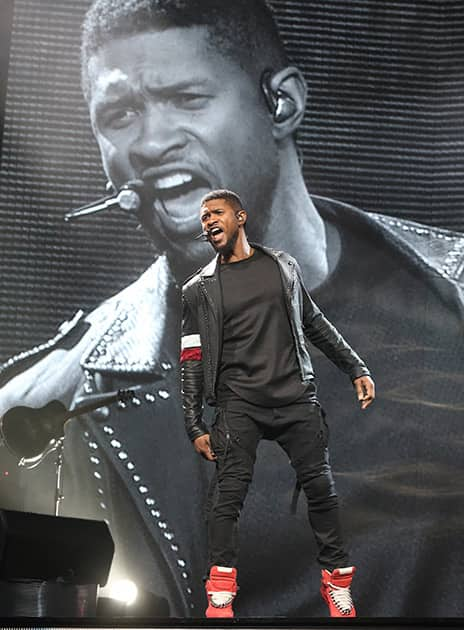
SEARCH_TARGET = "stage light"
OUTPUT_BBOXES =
[97,580,170,617]
[108,579,138,606]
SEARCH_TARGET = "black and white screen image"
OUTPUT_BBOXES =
[0,0,463,618]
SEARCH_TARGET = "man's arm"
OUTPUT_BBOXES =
[0,315,98,417]
[296,265,375,407]
[180,291,215,459]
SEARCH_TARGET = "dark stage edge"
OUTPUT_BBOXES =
[0,618,461,629]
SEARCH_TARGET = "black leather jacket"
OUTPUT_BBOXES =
[181,243,370,442]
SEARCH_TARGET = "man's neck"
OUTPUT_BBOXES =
[260,149,330,290]
[220,233,253,264]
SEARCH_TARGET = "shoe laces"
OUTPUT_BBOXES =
[208,591,235,608]
[327,581,353,614]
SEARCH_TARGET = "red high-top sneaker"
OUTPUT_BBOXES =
[205,565,238,618]
[320,566,356,617]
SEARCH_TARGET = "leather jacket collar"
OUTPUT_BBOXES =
[199,243,283,278]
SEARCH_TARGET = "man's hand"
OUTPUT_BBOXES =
[353,375,375,409]
[193,434,217,461]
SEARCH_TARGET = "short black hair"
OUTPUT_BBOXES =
[201,189,244,213]
[81,0,288,100]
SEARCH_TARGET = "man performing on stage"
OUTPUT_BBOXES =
[181,189,375,618]
[1,0,463,618]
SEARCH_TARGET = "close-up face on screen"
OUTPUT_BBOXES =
[0,0,462,621]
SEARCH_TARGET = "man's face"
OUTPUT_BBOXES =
[200,198,243,255]
[87,26,279,273]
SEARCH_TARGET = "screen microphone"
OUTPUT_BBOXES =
[64,180,144,222]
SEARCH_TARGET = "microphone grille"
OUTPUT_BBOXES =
[117,189,141,212]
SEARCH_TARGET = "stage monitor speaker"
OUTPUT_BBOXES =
[0,510,114,585]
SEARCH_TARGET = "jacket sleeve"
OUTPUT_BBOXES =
[180,290,208,442]
[297,265,371,381]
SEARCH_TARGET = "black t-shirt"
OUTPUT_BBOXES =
[216,248,317,406]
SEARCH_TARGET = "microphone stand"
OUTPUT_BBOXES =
[18,436,66,516]
[13,389,137,516]
[53,437,65,516]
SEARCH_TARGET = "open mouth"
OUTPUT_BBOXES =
[208,227,223,242]
[150,172,210,233]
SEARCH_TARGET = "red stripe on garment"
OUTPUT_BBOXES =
[180,347,202,363]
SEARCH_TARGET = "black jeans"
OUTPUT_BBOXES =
[207,399,349,572]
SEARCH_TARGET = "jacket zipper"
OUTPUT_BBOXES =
[277,256,306,381]
[200,280,216,395]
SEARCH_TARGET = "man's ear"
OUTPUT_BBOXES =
[261,66,307,140]
[236,209,247,224]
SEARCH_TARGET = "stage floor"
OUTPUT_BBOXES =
[0,617,461,629]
